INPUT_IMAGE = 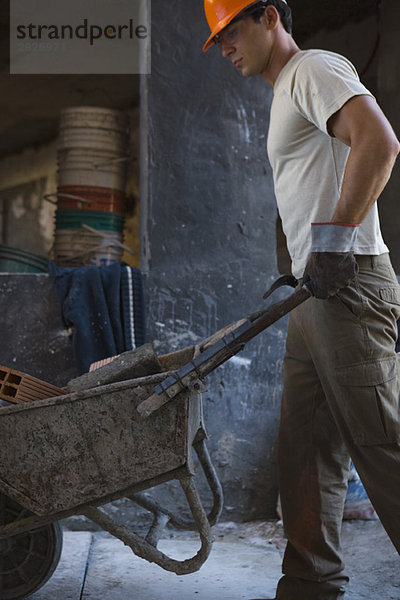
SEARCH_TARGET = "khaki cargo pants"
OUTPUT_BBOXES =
[276,254,400,600]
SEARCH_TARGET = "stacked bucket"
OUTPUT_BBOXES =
[0,245,49,273]
[54,106,130,267]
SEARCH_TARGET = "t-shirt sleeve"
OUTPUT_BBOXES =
[291,52,374,135]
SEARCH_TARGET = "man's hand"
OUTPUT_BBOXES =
[303,252,358,299]
[303,222,359,299]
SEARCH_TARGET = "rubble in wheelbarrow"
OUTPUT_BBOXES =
[67,343,163,392]
[67,342,198,392]
[0,366,66,404]
[0,342,198,407]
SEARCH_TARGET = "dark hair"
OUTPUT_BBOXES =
[240,1,292,35]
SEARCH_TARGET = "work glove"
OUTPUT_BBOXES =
[303,223,359,300]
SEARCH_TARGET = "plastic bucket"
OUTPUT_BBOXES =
[54,228,122,242]
[53,227,124,267]
[56,186,126,214]
[57,169,126,191]
[58,147,128,167]
[57,106,130,194]
[55,209,125,232]
[55,246,122,258]
[0,246,48,273]
[57,149,128,178]
[54,230,123,254]
[60,106,130,133]
[58,107,130,153]
[58,129,129,153]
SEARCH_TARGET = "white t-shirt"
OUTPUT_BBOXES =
[267,49,388,279]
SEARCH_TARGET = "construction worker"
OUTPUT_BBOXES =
[203,1,400,599]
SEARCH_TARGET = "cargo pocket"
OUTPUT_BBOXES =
[380,287,400,321]
[379,287,400,305]
[335,356,400,446]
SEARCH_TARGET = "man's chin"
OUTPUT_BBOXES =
[237,65,249,77]
[241,68,257,77]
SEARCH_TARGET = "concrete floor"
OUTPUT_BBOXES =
[30,519,400,600]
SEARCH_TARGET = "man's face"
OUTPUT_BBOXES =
[215,13,272,77]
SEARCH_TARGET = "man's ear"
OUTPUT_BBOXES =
[262,5,280,30]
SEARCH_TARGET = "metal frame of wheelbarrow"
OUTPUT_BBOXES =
[0,377,224,579]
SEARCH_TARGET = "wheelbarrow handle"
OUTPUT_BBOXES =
[137,285,311,418]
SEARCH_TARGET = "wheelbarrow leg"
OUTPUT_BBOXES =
[145,510,170,547]
[129,437,223,532]
[193,436,223,527]
[81,472,213,575]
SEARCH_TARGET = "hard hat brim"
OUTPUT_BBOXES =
[202,0,264,52]
[202,4,249,52]
[203,33,217,52]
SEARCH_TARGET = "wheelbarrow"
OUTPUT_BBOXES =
[0,281,310,599]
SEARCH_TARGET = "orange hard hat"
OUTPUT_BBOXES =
[203,0,262,52]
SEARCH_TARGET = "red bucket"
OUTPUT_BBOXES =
[57,185,126,214]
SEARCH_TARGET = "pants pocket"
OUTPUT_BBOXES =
[380,286,400,321]
[335,356,400,446]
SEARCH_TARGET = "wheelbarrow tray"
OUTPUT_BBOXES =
[0,372,202,517]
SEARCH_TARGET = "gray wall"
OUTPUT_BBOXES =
[142,0,285,520]
[378,0,400,273]
[303,6,400,274]
[0,274,76,387]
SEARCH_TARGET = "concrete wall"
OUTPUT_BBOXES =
[377,0,400,273]
[141,0,285,521]
[302,15,379,94]
[303,10,400,273]
[0,143,58,256]
[0,274,76,387]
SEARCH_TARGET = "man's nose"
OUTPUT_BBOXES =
[221,39,233,58]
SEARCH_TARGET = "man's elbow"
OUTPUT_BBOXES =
[392,136,400,160]
[388,137,400,171]
[378,131,400,167]
[385,123,400,156]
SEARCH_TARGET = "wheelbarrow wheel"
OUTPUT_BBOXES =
[0,495,63,600]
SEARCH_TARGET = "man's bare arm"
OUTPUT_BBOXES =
[327,94,400,224]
